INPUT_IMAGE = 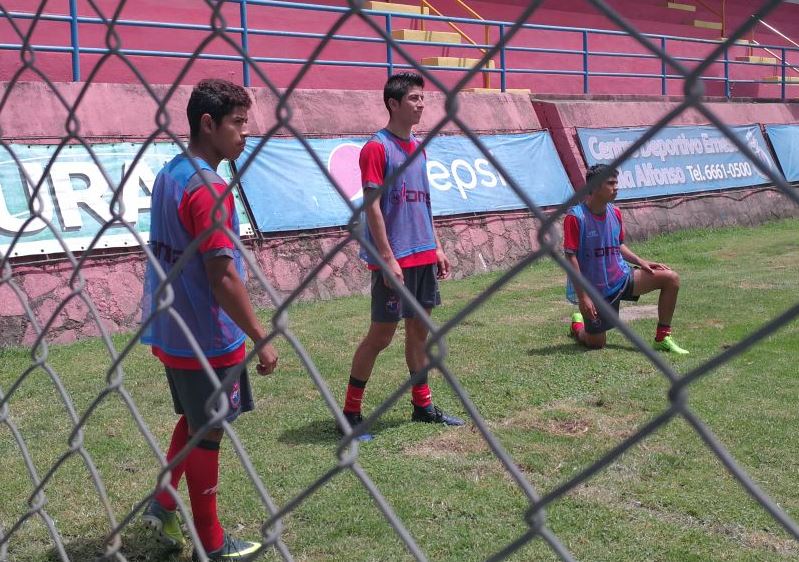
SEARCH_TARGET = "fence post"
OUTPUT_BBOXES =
[723,44,730,99]
[582,30,589,94]
[69,0,80,81]
[386,14,393,78]
[661,37,667,95]
[781,47,786,101]
[240,0,251,87]
[499,24,506,93]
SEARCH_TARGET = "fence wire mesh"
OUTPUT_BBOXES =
[1,0,798,561]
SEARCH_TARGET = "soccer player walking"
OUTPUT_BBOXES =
[340,72,464,441]
[140,79,278,560]
[565,164,689,354]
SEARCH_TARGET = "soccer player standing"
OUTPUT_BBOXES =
[565,164,689,354]
[140,79,278,561]
[339,72,464,441]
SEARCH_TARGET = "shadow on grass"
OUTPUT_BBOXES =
[278,416,406,445]
[526,342,638,356]
[45,525,187,561]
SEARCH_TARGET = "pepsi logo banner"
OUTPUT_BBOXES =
[236,132,574,233]
[577,124,779,199]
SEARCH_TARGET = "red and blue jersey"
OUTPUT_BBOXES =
[563,202,630,303]
[359,129,437,270]
[141,154,246,369]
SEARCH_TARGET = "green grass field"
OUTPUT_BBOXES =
[1,218,798,562]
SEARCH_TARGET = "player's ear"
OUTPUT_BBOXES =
[200,113,215,135]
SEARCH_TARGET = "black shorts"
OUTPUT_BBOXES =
[165,363,254,431]
[371,264,441,323]
[584,273,640,334]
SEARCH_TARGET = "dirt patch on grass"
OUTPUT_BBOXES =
[620,305,659,322]
[738,281,778,290]
[404,426,490,459]
[500,402,643,440]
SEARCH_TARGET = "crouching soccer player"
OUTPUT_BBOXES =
[564,164,689,354]
[339,72,465,441]
[140,79,278,561]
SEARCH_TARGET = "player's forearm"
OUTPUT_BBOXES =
[365,203,394,262]
[566,254,588,300]
[620,244,643,266]
[209,260,267,344]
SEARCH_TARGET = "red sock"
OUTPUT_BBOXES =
[186,441,224,552]
[571,320,584,335]
[344,378,367,414]
[155,416,189,511]
[411,384,432,408]
[655,324,671,342]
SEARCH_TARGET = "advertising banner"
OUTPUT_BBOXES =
[0,142,252,258]
[236,132,574,233]
[764,124,799,182]
[576,124,779,199]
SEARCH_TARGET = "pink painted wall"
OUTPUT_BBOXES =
[2,0,797,96]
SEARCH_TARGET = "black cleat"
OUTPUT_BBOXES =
[412,404,465,426]
[336,411,374,441]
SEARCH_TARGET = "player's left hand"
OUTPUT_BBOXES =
[644,261,670,273]
[436,248,450,279]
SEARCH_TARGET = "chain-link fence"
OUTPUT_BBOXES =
[1,0,799,561]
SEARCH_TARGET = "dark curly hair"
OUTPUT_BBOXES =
[187,79,252,139]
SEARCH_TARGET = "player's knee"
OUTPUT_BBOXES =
[582,333,606,349]
[365,330,395,351]
[667,269,680,289]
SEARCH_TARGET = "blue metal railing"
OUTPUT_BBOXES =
[2,0,798,99]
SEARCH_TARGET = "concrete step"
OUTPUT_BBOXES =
[667,2,696,13]
[365,1,428,15]
[694,19,723,31]
[463,88,531,94]
[391,29,462,44]
[421,56,496,68]
[764,75,799,83]
[735,55,778,64]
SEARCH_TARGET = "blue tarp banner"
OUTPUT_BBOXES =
[236,132,573,233]
[0,142,251,258]
[765,124,799,182]
[576,125,780,199]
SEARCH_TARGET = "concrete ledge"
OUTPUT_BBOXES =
[0,82,541,141]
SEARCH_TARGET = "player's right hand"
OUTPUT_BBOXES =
[256,343,278,375]
[382,257,403,287]
[579,295,598,321]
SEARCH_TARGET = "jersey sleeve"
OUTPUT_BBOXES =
[614,206,625,244]
[360,140,386,189]
[178,181,237,259]
[563,214,580,254]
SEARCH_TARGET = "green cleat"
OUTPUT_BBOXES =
[653,335,689,355]
[142,499,185,549]
[569,312,584,337]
